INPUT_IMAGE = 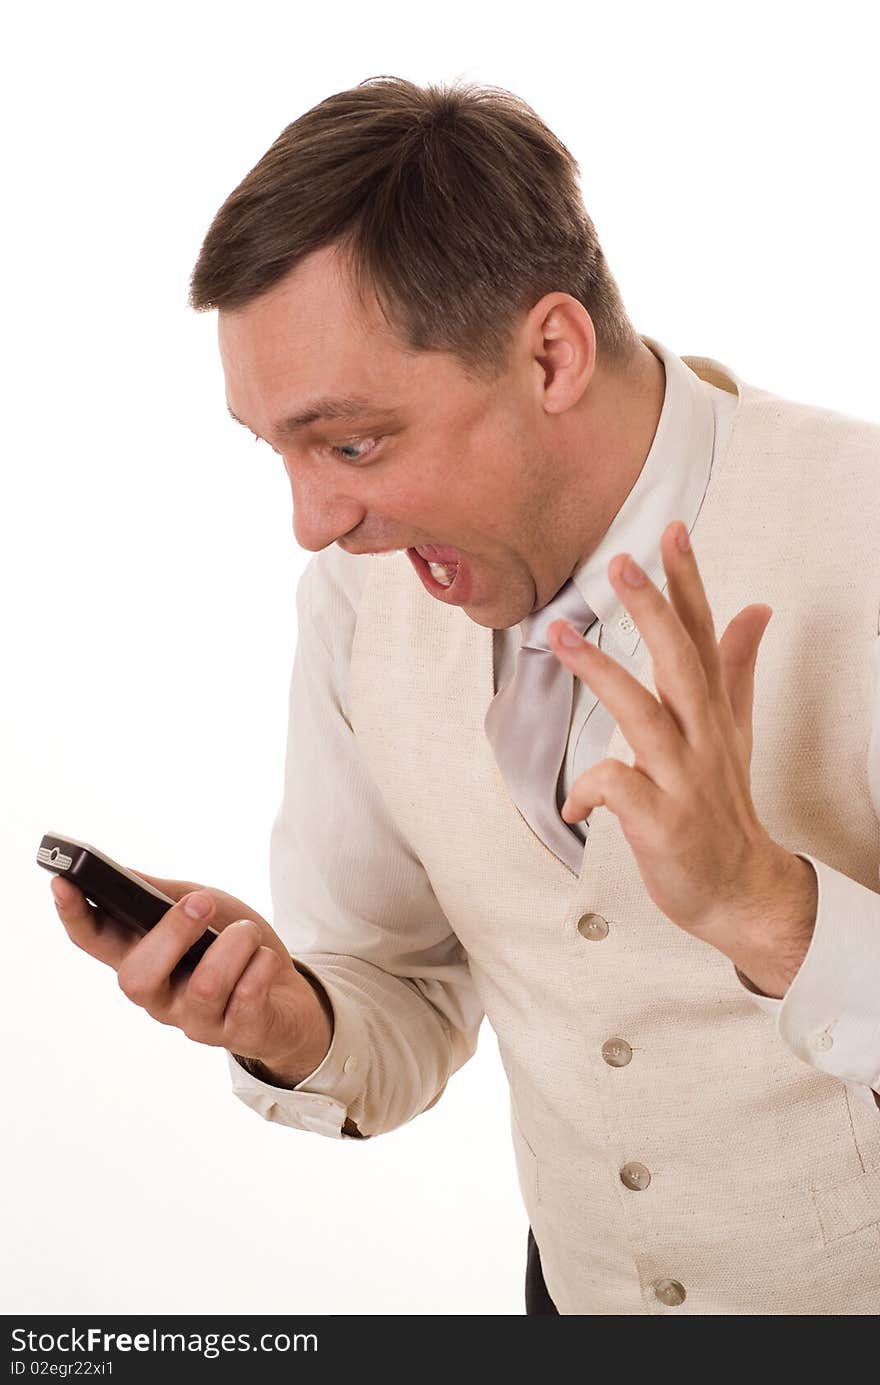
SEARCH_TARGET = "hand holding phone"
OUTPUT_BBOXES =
[40,832,334,1085]
[38,833,222,970]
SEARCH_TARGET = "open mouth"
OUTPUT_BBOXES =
[406,545,465,599]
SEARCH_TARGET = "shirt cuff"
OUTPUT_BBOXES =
[226,959,370,1138]
[735,852,880,1102]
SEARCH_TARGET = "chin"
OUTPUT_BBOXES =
[470,603,522,631]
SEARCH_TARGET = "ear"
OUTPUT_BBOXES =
[527,292,597,417]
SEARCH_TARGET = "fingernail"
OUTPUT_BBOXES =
[622,556,645,587]
[184,892,211,919]
[676,525,691,553]
[557,621,584,648]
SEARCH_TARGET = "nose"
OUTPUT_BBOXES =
[287,465,365,553]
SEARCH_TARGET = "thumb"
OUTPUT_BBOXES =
[718,604,773,755]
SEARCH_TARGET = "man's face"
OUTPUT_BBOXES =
[218,243,570,629]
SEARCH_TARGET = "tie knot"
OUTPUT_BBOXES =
[519,577,597,651]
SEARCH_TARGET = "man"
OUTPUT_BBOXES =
[52,76,880,1315]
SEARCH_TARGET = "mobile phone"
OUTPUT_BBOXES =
[37,832,219,972]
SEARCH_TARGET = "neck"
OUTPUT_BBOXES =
[563,339,667,579]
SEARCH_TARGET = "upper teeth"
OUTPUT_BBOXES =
[427,561,456,586]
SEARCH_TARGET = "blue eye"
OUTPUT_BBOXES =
[329,438,380,462]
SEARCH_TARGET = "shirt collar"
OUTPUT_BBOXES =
[569,335,728,656]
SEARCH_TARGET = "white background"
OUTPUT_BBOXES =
[3,0,878,1316]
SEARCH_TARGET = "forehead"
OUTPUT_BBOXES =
[216,244,496,443]
[218,245,411,407]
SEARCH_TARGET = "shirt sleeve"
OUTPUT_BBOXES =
[735,636,880,1110]
[736,853,880,1109]
[226,550,484,1139]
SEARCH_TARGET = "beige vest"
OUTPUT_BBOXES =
[347,356,880,1315]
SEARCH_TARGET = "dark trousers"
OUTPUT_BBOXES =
[525,1226,559,1314]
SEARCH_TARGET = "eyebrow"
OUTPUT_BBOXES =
[226,394,394,439]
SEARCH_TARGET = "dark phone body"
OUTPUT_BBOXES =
[37,832,219,972]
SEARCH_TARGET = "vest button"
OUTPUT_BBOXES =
[577,913,609,941]
[602,1038,633,1067]
[620,1161,651,1191]
[653,1278,686,1307]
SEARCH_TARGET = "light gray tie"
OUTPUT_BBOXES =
[484,579,598,874]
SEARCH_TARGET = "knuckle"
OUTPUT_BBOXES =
[646,699,670,732]
[116,968,146,1004]
[227,977,262,1011]
[226,968,268,1015]
[604,758,626,784]
[188,970,222,1004]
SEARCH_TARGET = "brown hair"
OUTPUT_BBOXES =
[188,75,639,381]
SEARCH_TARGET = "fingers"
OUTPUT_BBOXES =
[218,944,286,1055]
[172,920,267,1042]
[717,604,773,762]
[114,891,231,1015]
[114,900,288,1053]
[51,871,301,1060]
[170,932,288,1059]
[547,631,686,789]
[606,536,713,742]
[561,755,662,831]
[657,522,722,700]
[51,876,140,970]
[549,519,730,756]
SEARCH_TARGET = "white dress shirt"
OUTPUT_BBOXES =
[227,337,880,1132]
